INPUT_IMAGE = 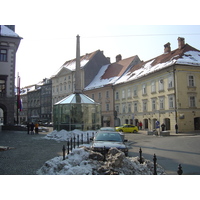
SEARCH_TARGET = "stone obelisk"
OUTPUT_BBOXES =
[75,35,82,93]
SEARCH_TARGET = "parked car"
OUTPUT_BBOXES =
[99,127,116,132]
[91,131,128,156]
[115,124,138,133]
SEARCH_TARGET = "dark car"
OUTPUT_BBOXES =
[91,131,128,156]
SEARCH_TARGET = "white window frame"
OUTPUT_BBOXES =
[189,96,196,107]
[151,81,156,93]
[168,95,174,109]
[159,78,164,91]
[188,75,195,87]
[159,97,165,109]
[168,74,174,88]
[142,84,147,95]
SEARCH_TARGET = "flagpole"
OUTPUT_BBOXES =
[17,72,20,125]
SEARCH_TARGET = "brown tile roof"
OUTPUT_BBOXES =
[101,55,138,79]
[129,44,200,74]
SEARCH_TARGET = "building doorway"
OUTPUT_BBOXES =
[164,118,170,130]
[194,117,200,130]
[143,119,148,129]
[0,104,6,125]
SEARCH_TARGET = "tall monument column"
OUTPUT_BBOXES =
[75,34,82,93]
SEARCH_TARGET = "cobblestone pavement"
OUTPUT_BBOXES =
[0,129,67,175]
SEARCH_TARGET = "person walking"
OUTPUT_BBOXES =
[175,123,178,134]
[35,122,39,134]
[30,122,35,135]
[161,123,166,131]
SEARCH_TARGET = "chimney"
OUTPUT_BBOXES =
[106,57,111,63]
[164,42,171,53]
[178,37,185,49]
[116,54,122,62]
[75,35,82,93]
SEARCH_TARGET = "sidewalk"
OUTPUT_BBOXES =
[137,129,200,136]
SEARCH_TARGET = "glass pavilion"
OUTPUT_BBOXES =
[53,93,101,131]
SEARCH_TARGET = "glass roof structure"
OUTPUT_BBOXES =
[55,93,98,105]
[53,93,101,131]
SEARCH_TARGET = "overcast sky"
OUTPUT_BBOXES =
[2,0,200,87]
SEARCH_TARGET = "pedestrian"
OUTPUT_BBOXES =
[27,122,30,134]
[139,121,142,130]
[175,123,178,134]
[35,122,39,134]
[161,123,165,131]
[30,122,35,134]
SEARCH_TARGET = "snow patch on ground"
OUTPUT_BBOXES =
[37,147,165,175]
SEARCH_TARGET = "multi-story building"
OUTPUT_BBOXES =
[113,37,200,132]
[51,50,110,105]
[40,78,52,123]
[84,54,141,127]
[0,25,22,125]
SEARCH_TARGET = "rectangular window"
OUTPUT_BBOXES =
[122,104,126,113]
[168,75,174,88]
[98,92,101,99]
[159,97,164,109]
[188,75,195,87]
[169,95,174,108]
[106,104,109,111]
[0,79,6,96]
[106,91,109,98]
[128,103,131,112]
[92,94,94,100]
[189,96,196,107]
[127,89,131,98]
[0,49,7,62]
[133,86,137,96]
[159,79,164,91]
[143,101,147,111]
[152,99,156,110]
[115,91,119,100]
[134,102,138,112]
[142,84,147,95]
[151,81,156,93]
[122,90,125,99]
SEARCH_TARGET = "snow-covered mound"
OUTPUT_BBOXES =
[44,129,96,142]
[36,147,165,175]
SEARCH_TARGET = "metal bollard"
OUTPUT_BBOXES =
[77,135,79,147]
[87,132,89,144]
[67,140,70,154]
[81,133,83,144]
[62,145,66,160]
[153,154,157,175]
[73,135,76,149]
[70,137,73,151]
[139,147,143,164]
[177,164,183,175]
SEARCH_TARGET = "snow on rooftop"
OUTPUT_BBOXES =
[0,25,19,38]
[115,50,200,85]
[63,59,89,71]
[85,64,119,90]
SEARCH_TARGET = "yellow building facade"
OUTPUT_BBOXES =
[113,39,200,133]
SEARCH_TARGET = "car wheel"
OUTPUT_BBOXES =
[133,130,137,133]
[119,129,123,132]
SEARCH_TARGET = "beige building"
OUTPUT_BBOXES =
[113,37,200,133]
[84,54,141,127]
[51,50,110,106]
[0,25,22,125]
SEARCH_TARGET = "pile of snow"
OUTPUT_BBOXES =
[37,147,165,175]
[44,129,96,142]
